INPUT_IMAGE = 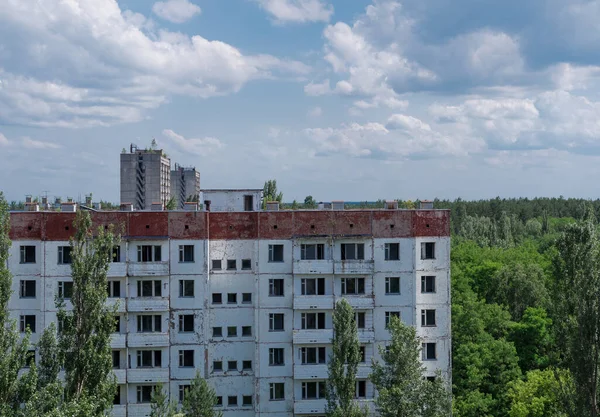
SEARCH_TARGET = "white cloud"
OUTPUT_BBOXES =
[304,79,331,96]
[308,106,323,117]
[0,133,9,146]
[0,0,309,128]
[152,0,201,23]
[21,137,61,149]
[255,0,333,24]
[162,129,224,156]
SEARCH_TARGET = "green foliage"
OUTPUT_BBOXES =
[263,180,283,209]
[182,372,223,417]
[509,308,553,372]
[507,369,570,417]
[166,196,177,210]
[150,386,178,417]
[371,316,450,417]
[304,195,317,208]
[326,299,368,417]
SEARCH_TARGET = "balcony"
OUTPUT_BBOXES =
[125,404,152,417]
[357,364,371,379]
[106,298,126,313]
[293,260,334,275]
[107,263,127,278]
[128,262,169,277]
[111,405,127,417]
[127,368,169,383]
[110,334,126,349]
[294,399,327,414]
[334,260,374,275]
[293,329,333,345]
[358,329,375,344]
[112,369,126,384]
[342,295,375,309]
[128,333,170,347]
[294,295,334,310]
[127,298,169,312]
[293,364,328,379]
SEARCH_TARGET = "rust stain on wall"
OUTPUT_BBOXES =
[129,212,169,237]
[412,210,450,237]
[209,212,258,240]
[293,211,335,236]
[258,212,295,239]
[372,210,413,238]
[168,212,207,239]
[42,213,77,241]
[9,213,43,240]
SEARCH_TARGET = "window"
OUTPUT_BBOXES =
[137,245,162,262]
[19,280,36,298]
[20,245,36,263]
[228,360,237,371]
[24,350,35,368]
[212,259,222,270]
[136,386,156,403]
[112,246,121,262]
[212,327,222,338]
[356,381,366,398]
[300,347,326,364]
[58,246,72,264]
[422,343,437,360]
[268,244,284,262]
[269,314,284,331]
[242,360,252,370]
[20,315,36,333]
[302,381,326,399]
[421,276,436,293]
[216,396,223,406]
[113,315,121,333]
[137,350,162,368]
[179,350,194,367]
[341,277,365,295]
[242,395,253,406]
[385,277,400,294]
[421,242,435,260]
[227,326,237,337]
[228,396,238,407]
[384,243,400,260]
[426,376,436,382]
[213,361,223,372]
[269,279,284,296]
[241,259,252,270]
[179,385,190,403]
[212,293,222,304]
[179,315,194,332]
[244,195,254,211]
[114,387,121,405]
[107,281,121,298]
[179,280,194,297]
[227,259,236,270]
[269,348,285,366]
[58,281,73,299]
[242,326,252,337]
[301,312,326,330]
[301,278,325,295]
[385,311,400,328]
[359,346,366,363]
[269,383,285,401]
[421,309,436,327]
[112,350,120,368]
[301,244,325,260]
[137,315,161,333]
[355,312,366,329]
[341,243,364,260]
[178,245,194,263]
[137,280,161,297]
[242,293,252,304]
[227,293,237,304]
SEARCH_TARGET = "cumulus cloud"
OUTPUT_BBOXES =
[162,129,224,156]
[0,0,309,128]
[255,0,333,24]
[21,137,61,149]
[304,79,331,96]
[152,0,201,23]
[0,133,9,147]
[308,106,323,117]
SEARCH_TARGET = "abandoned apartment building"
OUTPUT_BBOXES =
[7,197,451,417]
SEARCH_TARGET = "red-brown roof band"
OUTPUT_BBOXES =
[9,210,450,241]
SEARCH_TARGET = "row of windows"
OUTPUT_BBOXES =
[17,241,438,265]
[18,276,437,300]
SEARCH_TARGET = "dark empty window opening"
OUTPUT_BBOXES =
[241,259,252,270]
[341,243,364,260]
[244,195,254,211]
[212,259,222,270]
[227,259,237,270]
[268,244,284,262]
[421,242,435,260]
[20,246,36,264]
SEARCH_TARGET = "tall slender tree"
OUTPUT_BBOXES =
[371,316,450,417]
[326,299,368,417]
[150,385,178,417]
[263,180,283,209]
[182,371,223,417]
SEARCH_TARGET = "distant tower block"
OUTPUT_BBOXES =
[170,163,201,210]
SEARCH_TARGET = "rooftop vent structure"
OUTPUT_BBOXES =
[121,203,134,212]
[385,200,399,210]
[25,202,39,212]
[61,202,77,213]
[25,195,32,203]
[332,201,345,210]
[184,202,198,211]
[151,202,164,211]
[419,200,434,209]
[318,202,333,210]
[266,201,280,211]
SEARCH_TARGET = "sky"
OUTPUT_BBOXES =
[2,0,600,203]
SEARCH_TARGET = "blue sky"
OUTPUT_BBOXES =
[2,0,600,203]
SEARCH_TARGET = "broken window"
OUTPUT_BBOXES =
[178,315,194,333]
[20,246,36,264]
[212,259,222,270]
[268,244,284,262]
[269,279,284,296]
[300,347,326,364]
[58,281,73,299]
[421,276,436,293]
[137,280,161,297]
[107,281,121,298]
[341,243,364,260]
[178,245,194,263]
[301,244,325,260]
[20,315,36,333]
[227,259,236,270]
[385,311,400,328]
[341,277,365,295]
[179,280,194,297]
[301,312,326,330]
[269,313,284,331]
[137,315,161,333]
[19,280,36,298]
[58,246,72,264]
[269,348,284,366]
[241,259,252,270]
[421,242,435,260]
[385,277,400,294]
[301,278,325,295]
[421,309,436,327]
[137,245,162,262]
[422,343,437,360]
[384,243,400,260]
[179,350,194,367]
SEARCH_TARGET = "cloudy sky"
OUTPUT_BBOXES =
[2,0,600,203]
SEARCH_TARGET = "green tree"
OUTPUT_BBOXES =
[509,308,553,372]
[182,371,223,417]
[304,195,317,209]
[56,210,118,416]
[263,180,283,209]
[552,220,600,416]
[326,299,368,417]
[0,191,37,415]
[166,196,177,210]
[150,385,178,417]
[36,322,60,389]
[371,316,450,417]
[291,200,299,210]
[507,369,570,417]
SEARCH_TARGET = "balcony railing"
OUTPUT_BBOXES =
[293,329,333,344]
[334,260,374,275]
[106,298,126,313]
[110,334,126,349]
[128,333,169,347]
[293,260,334,275]
[127,298,169,312]
[341,295,375,309]
[112,369,126,384]
[128,262,169,277]
[294,399,327,414]
[125,404,152,417]
[358,329,375,344]
[107,263,127,277]
[111,405,127,417]
[293,295,334,310]
[127,368,169,383]
[293,364,328,379]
